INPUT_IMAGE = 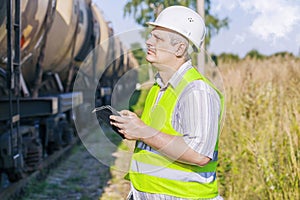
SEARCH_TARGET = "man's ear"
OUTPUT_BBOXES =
[175,43,187,57]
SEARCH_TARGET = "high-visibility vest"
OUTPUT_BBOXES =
[127,67,224,199]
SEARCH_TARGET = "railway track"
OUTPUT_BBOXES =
[0,127,91,200]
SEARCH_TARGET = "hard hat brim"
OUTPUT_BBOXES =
[146,22,180,34]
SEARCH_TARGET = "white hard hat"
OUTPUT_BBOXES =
[147,6,206,51]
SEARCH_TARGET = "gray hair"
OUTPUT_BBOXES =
[168,31,190,61]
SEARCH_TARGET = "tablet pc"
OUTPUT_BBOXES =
[92,105,124,139]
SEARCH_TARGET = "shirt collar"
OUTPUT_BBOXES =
[155,60,193,89]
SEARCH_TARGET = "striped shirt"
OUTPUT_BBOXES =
[130,60,223,200]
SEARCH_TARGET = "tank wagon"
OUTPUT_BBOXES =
[0,0,138,185]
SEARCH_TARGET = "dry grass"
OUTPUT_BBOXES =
[218,55,300,200]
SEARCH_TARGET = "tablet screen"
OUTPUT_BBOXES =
[92,105,124,139]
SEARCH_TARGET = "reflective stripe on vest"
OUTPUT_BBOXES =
[128,67,224,199]
[131,160,216,183]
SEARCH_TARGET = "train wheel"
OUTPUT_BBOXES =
[24,140,43,172]
[21,126,43,172]
[47,119,74,154]
[62,126,74,146]
[7,169,25,182]
[6,154,26,182]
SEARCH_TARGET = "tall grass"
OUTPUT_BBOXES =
[218,55,299,199]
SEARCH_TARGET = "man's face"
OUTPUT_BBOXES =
[145,27,177,67]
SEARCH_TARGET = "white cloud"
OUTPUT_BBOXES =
[232,33,246,44]
[238,0,300,41]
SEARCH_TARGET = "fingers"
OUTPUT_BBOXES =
[110,110,136,122]
[110,121,124,131]
[109,115,124,122]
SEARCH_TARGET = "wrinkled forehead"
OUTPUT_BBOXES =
[151,26,178,35]
[151,26,189,44]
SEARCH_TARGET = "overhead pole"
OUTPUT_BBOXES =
[197,0,205,74]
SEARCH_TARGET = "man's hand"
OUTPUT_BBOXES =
[109,110,154,140]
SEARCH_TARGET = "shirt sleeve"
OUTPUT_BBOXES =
[173,80,221,159]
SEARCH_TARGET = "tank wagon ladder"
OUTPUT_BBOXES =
[5,0,23,180]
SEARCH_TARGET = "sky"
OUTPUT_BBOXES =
[94,0,300,58]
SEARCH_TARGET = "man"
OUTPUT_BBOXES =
[110,5,224,200]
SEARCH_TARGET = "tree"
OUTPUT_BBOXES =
[245,49,265,60]
[124,0,228,46]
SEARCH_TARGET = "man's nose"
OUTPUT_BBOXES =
[146,35,154,46]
